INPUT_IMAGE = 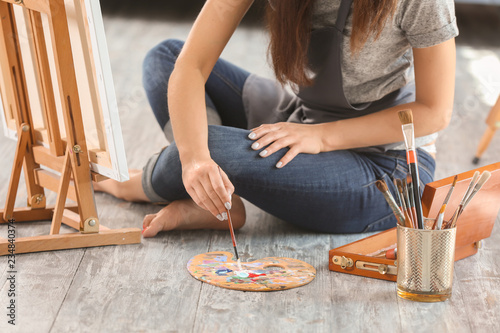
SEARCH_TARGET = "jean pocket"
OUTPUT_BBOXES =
[361,212,397,233]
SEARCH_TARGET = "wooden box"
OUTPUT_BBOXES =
[329,162,500,282]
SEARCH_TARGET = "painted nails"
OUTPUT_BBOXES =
[259,150,268,157]
[251,142,260,149]
[276,161,283,168]
[225,202,232,210]
[216,212,229,221]
[248,132,256,139]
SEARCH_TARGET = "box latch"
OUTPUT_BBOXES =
[332,256,354,269]
[355,261,397,276]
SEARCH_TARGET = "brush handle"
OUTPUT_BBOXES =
[436,212,445,230]
[408,157,424,229]
[226,208,239,260]
[383,191,405,226]
[402,183,415,228]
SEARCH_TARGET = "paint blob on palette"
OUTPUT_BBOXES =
[187,251,316,291]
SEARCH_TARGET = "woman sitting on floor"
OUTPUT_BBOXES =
[95,0,458,237]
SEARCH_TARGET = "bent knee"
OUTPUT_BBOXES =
[142,39,184,91]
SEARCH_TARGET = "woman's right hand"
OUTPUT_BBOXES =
[181,157,234,221]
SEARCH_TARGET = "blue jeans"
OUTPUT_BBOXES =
[141,39,436,233]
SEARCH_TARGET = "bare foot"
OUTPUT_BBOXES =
[142,195,246,237]
[94,169,149,202]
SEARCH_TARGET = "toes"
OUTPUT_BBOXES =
[142,214,156,230]
[142,215,165,238]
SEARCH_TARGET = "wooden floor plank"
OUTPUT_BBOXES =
[191,208,341,332]
[0,242,85,332]
[48,196,212,332]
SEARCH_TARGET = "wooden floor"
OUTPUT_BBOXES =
[1,2,499,332]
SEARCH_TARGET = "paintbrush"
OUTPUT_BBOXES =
[406,173,418,228]
[376,180,406,226]
[462,171,480,206]
[443,171,479,229]
[462,171,491,209]
[397,179,413,228]
[400,178,414,228]
[225,207,242,270]
[433,175,458,230]
[392,178,402,208]
[448,171,491,229]
[398,110,424,229]
[218,166,242,270]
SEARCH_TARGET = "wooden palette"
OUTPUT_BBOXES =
[187,251,316,292]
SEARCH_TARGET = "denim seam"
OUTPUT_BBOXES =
[211,68,244,97]
[362,212,395,232]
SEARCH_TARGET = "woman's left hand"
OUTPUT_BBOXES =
[248,122,324,168]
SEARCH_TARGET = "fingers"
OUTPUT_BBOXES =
[248,123,282,141]
[207,169,232,211]
[191,184,226,221]
[256,137,294,159]
[248,123,288,158]
[217,168,235,208]
[275,147,301,169]
[184,163,234,221]
[248,124,299,168]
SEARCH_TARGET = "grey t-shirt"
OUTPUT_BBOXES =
[243,0,459,152]
[312,0,459,104]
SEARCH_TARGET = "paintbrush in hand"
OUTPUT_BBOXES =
[398,109,424,229]
[218,166,242,270]
[433,175,458,230]
[225,207,242,271]
[376,180,406,226]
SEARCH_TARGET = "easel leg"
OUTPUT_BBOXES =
[473,95,500,164]
[3,124,30,221]
[50,150,72,235]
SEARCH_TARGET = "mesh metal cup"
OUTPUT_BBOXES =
[396,220,457,302]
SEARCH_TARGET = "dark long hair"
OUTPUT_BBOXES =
[266,0,398,86]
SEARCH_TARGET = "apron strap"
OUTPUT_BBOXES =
[335,0,353,31]
[296,0,370,113]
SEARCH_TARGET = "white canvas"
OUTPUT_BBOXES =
[0,0,129,181]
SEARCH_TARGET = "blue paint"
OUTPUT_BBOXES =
[215,268,233,276]
[214,255,228,262]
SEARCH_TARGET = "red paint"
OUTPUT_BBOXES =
[248,273,266,278]
[406,150,417,164]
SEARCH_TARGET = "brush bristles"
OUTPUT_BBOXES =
[376,180,388,193]
[476,171,491,188]
[406,173,412,184]
[397,179,403,194]
[451,175,458,187]
[398,109,413,125]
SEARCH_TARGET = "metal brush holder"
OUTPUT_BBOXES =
[396,221,456,302]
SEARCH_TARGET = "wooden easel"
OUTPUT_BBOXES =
[0,0,141,255]
[473,95,500,164]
